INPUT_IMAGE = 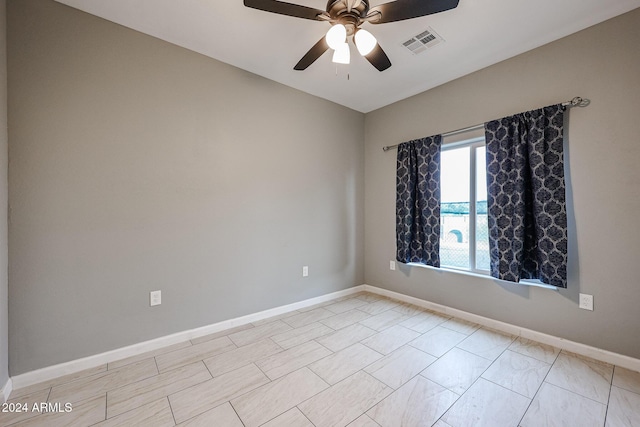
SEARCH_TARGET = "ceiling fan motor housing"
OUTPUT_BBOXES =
[326,0,370,35]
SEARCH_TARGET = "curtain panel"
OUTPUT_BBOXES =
[484,104,568,288]
[396,136,442,267]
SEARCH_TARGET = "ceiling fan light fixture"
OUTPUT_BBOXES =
[355,28,377,56]
[326,24,347,50]
[332,42,350,64]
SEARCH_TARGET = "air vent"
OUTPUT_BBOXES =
[402,27,444,55]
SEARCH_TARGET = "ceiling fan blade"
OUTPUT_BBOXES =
[294,37,330,70]
[369,0,459,24]
[244,0,327,21]
[365,44,392,71]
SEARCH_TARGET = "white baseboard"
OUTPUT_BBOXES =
[9,283,639,394]
[363,284,640,372]
[1,377,11,403]
[10,286,365,391]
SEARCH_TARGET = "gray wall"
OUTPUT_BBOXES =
[365,9,640,359]
[8,0,364,375]
[0,0,8,390]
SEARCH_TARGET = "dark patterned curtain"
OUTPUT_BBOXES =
[484,104,567,287]
[396,136,442,267]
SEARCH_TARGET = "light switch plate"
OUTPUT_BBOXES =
[390,260,396,271]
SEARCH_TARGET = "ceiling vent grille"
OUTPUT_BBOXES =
[402,27,444,55]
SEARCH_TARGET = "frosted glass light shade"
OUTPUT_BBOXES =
[355,29,377,56]
[326,24,347,50]
[332,42,350,64]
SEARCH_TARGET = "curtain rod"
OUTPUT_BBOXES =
[381,96,591,152]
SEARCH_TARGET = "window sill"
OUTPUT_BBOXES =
[405,262,559,291]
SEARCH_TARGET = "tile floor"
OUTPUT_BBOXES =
[2,292,639,427]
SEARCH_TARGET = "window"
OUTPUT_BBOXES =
[439,136,490,274]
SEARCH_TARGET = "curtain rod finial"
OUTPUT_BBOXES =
[567,97,590,108]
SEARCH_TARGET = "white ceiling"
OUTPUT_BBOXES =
[55,0,640,113]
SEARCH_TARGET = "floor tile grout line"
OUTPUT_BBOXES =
[440,323,481,336]
[249,407,290,426]
[453,329,516,362]
[165,395,178,426]
[153,356,161,376]
[270,324,338,350]
[403,320,444,335]
[507,337,560,365]
[105,358,212,409]
[369,414,383,427]
[540,380,613,406]
[157,337,242,373]
[238,365,331,426]
[193,324,258,345]
[480,374,538,401]
[558,348,615,368]
[516,348,576,427]
[296,406,319,427]
[201,359,215,381]
[267,336,286,351]
[104,382,192,423]
[295,369,381,421]
[602,365,616,426]
[611,381,640,398]
[417,344,477,390]
[365,363,451,424]
[536,350,614,421]
[208,340,285,379]
[464,333,541,403]
[438,335,521,425]
[227,401,247,427]
[543,353,614,405]
[106,360,236,422]
[109,341,196,371]
[238,322,308,347]
[16,366,111,400]
[307,344,386,386]
[1,396,48,427]
[311,338,335,354]
[175,368,273,424]
[251,310,301,328]
[46,362,160,409]
[439,374,490,424]
[252,360,273,380]
[330,373,395,427]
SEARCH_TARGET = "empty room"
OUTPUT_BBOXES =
[1,0,640,426]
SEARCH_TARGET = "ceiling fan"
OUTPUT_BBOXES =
[244,0,460,72]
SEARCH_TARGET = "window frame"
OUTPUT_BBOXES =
[439,136,489,275]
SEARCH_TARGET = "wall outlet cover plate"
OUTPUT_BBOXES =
[579,293,593,311]
[150,290,162,306]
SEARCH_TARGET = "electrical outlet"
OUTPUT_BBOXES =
[390,260,396,271]
[150,290,161,306]
[579,293,593,311]
[302,266,309,277]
